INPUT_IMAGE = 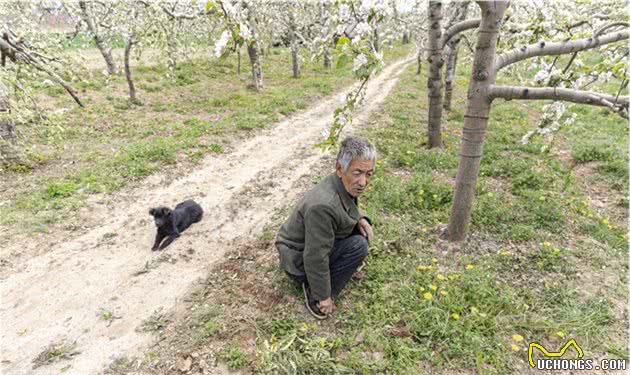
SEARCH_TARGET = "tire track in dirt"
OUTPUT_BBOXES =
[0,54,414,375]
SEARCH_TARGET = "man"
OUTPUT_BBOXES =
[276,136,376,319]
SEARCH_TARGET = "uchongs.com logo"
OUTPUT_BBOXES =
[528,338,627,371]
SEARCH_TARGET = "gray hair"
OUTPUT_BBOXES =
[336,136,377,171]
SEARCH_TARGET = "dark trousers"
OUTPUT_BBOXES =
[288,234,369,299]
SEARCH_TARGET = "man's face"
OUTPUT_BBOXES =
[336,158,375,197]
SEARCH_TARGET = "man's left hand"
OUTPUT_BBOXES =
[357,218,373,241]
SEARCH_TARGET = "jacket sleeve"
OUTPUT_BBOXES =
[303,204,336,301]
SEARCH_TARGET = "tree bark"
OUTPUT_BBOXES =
[442,1,508,241]
[496,29,629,72]
[244,2,263,90]
[443,49,458,111]
[426,0,444,148]
[489,85,629,114]
[324,49,331,68]
[0,82,22,166]
[443,3,470,111]
[403,32,410,44]
[247,42,263,91]
[237,47,241,75]
[124,34,137,103]
[78,0,117,75]
[291,37,300,78]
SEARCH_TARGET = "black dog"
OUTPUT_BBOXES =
[149,200,203,251]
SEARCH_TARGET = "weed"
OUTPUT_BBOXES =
[220,343,248,369]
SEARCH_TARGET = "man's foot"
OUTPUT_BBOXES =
[302,282,327,320]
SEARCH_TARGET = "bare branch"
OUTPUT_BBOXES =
[160,4,197,20]
[489,84,629,118]
[496,29,629,71]
[440,18,480,48]
[594,22,629,37]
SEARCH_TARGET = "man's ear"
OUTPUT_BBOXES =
[335,161,342,176]
[149,208,155,216]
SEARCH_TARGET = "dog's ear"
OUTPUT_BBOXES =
[149,208,156,216]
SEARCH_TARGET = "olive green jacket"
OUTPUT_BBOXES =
[275,173,369,300]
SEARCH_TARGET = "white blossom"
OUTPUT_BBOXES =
[239,24,251,41]
[214,30,230,57]
[353,53,368,72]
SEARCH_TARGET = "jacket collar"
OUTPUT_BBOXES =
[332,174,360,218]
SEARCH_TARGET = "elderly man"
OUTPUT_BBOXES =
[276,136,376,319]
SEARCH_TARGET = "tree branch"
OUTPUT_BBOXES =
[496,29,629,71]
[440,18,480,48]
[594,22,629,37]
[489,84,629,118]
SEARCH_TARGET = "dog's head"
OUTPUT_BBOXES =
[149,206,173,227]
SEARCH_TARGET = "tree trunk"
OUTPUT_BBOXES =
[443,3,469,111]
[402,32,410,44]
[426,0,444,148]
[319,2,331,69]
[443,50,457,111]
[78,0,117,75]
[237,47,241,75]
[416,50,422,75]
[244,1,262,90]
[0,82,22,166]
[291,38,300,78]
[324,48,331,68]
[373,26,380,52]
[124,34,137,103]
[165,26,178,71]
[247,42,263,91]
[442,1,508,242]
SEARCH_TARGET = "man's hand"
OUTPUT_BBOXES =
[357,218,373,241]
[318,297,336,315]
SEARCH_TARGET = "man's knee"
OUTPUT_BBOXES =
[349,234,369,259]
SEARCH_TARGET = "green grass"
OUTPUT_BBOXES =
[0,42,413,232]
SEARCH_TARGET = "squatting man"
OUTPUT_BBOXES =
[276,136,376,319]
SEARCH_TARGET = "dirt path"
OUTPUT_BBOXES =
[0,54,415,374]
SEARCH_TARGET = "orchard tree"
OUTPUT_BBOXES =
[426,0,479,148]
[212,0,266,91]
[76,0,118,74]
[442,0,629,241]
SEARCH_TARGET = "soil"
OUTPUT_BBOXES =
[0,54,415,375]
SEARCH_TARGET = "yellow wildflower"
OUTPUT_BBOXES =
[451,313,460,320]
[437,274,446,281]
[512,344,520,351]
[416,265,433,271]
[512,334,524,342]
[430,284,438,291]
[423,292,433,300]
[556,331,565,338]
[466,264,474,270]
[440,291,448,296]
